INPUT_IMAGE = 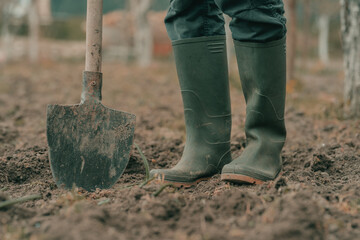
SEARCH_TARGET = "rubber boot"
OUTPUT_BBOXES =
[221,37,287,184]
[150,36,232,187]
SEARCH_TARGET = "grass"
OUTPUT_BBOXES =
[133,143,177,196]
[134,142,150,181]
[97,199,110,206]
[115,143,154,189]
[0,194,42,209]
[152,183,175,197]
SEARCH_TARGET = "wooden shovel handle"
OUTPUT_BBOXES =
[85,0,103,72]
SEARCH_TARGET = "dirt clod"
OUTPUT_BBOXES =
[311,153,333,172]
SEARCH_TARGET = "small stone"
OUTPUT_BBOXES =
[320,172,330,178]
[351,222,358,229]
[329,223,339,233]
[274,177,287,190]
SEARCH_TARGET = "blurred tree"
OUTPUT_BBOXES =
[38,0,52,25]
[285,0,297,81]
[0,0,46,63]
[51,0,124,18]
[28,0,40,63]
[129,0,153,67]
[318,15,329,64]
[341,0,360,118]
[285,0,340,78]
[152,1,169,11]
[315,0,339,65]
[301,0,310,66]
[50,0,168,18]
[0,0,29,63]
[0,0,12,63]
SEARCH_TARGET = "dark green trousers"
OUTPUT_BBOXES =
[165,0,286,42]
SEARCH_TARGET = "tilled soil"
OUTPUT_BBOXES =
[0,59,359,240]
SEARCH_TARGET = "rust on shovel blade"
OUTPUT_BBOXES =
[47,72,135,191]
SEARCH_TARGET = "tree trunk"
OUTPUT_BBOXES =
[131,0,153,67]
[37,0,52,25]
[1,16,12,64]
[286,0,297,81]
[340,0,360,118]
[318,14,330,65]
[301,0,310,67]
[28,0,40,63]
[0,0,13,63]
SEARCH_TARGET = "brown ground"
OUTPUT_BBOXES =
[0,56,359,240]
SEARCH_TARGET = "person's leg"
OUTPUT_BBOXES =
[215,0,287,184]
[214,0,286,42]
[165,0,225,41]
[149,0,232,187]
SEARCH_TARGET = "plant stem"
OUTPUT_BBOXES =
[0,194,42,209]
[153,184,174,197]
[134,142,150,181]
[97,198,110,206]
[118,183,137,189]
[139,177,155,188]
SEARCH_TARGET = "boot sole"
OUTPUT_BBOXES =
[221,174,264,185]
[154,177,211,188]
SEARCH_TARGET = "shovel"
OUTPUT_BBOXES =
[46,0,136,191]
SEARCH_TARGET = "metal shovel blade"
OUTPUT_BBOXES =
[47,72,135,191]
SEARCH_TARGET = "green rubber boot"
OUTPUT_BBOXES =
[150,36,232,187]
[221,37,287,184]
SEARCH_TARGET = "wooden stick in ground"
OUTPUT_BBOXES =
[0,194,42,209]
[85,0,103,72]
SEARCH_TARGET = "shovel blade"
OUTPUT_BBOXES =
[47,101,135,191]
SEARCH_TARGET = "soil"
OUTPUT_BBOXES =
[0,57,359,240]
